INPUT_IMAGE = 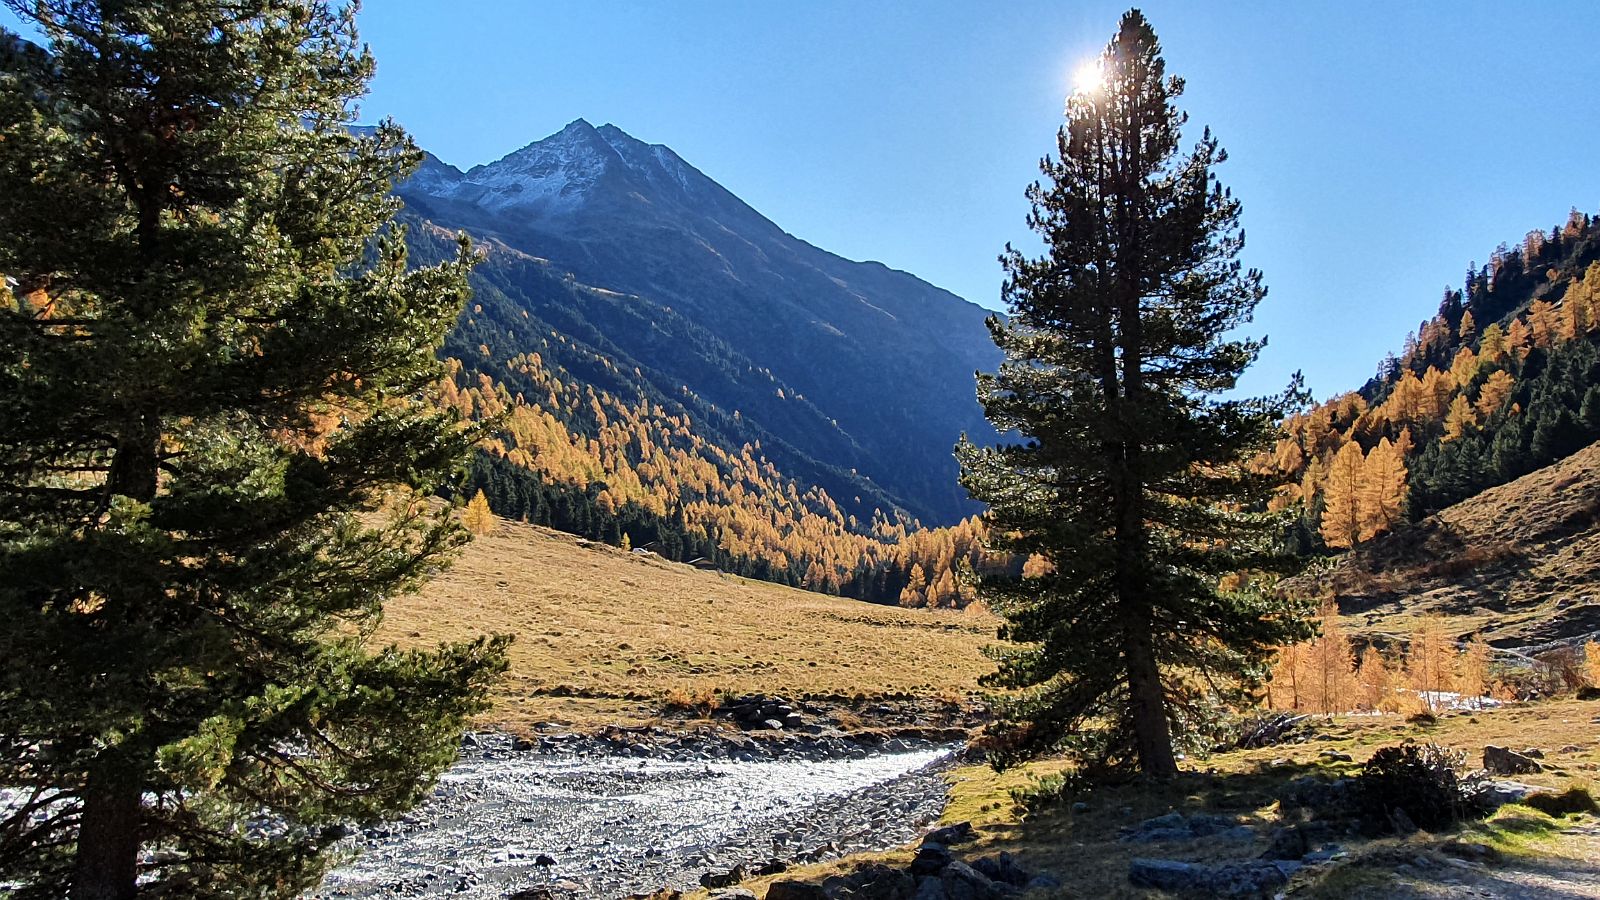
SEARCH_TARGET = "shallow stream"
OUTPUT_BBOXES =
[311,743,956,899]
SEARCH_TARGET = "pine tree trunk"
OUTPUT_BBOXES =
[73,420,159,898]
[71,762,142,900]
[1124,622,1179,776]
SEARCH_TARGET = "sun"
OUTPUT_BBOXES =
[1072,57,1104,95]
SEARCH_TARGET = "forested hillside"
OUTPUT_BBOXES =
[1266,208,1600,552]
[403,225,1015,606]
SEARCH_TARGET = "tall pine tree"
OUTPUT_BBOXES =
[958,11,1310,776]
[0,3,508,896]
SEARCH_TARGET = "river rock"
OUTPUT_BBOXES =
[700,864,745,889]
[753,858,788,875]
[922,821,975,846]
[970,852,1031,887]
[909,842,953,875]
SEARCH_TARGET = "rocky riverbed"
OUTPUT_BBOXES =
[309,733,960,900]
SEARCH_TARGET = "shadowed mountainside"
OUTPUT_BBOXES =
[400,119,1001,525]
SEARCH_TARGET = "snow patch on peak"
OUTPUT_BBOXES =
[447,119,625,215]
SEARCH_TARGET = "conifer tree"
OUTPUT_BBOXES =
[1506,318,1532,360]
[0,4,509,896]
[1443,393,1479,442]
[1529,300,1558,349]
[1478,323,1507,364]
[1319,441,1365,549]
[1406,618,1456,711]
[1268,643,1306,711]
[463,489,497,535]
[1355,646,1397,712]
[1357,437,1406,539]
[958,11,1310,775]
[1457,636,1491,709]
[1476,369,1515,417]
[1305,601,1356,714]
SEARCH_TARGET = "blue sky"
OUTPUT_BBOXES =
[8,3,1599,399]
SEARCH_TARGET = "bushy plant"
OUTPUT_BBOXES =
[1008,770,1089,819]
[1356,743,1477,832]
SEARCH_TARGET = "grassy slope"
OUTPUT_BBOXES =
[736,699,1600,898]
[378,517,996,733]
[1296,440,1600,650]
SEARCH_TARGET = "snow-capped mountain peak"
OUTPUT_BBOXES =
[416,120,717,219]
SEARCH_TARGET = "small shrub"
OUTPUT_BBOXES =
[662,683,719,716]
[831,708,864,731]
[1533,647,1585,695]
[1008,770,1088,819]
[1522,786,1599,817]
[1355,742,1476,832]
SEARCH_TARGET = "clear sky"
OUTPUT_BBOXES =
[7,3,1599,399]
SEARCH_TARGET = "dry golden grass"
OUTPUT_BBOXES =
[378,517,997,733]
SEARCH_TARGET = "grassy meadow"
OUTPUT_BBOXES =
[379,516,998,733]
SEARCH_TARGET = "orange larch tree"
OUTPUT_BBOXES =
[1319,440,1366,549]
[1358,437,1407,539]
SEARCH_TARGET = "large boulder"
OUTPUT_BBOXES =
[1483,745,1543,775]
[1128,859,1203,892]
[938,860,1014,899]
[969,852,1032,887]
[1465,778,1538,811]
[1277,775,1358,820]
[922,821,976,847]
[823,864,915,899]
[699,864,745,889]
[908,843,953,876]
[1129,858,1297,898]
[765,882,827,900]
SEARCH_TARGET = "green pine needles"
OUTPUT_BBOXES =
[0,2,508,896]
[958,10,1312,777]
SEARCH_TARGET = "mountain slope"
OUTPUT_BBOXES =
[1294,439,1600,651]
[399,119,1000,524]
